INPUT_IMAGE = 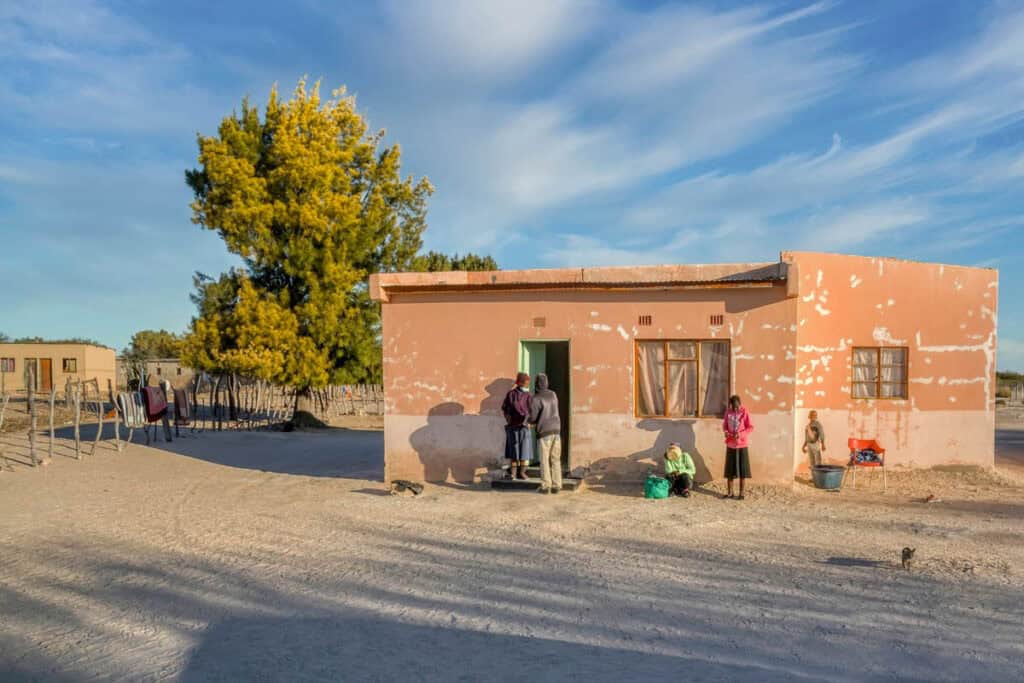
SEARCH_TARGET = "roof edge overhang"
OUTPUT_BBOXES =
[371,261,790,302]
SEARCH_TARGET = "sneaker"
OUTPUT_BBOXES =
[551,487,561,494]
[537,487,551,494]
[682,490,691,498]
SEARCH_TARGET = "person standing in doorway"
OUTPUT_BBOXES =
[502,372,533,480]
[722,395,753,500]
[802,410,826,467]
[529,373,562,493]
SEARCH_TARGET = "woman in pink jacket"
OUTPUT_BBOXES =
[722,395,753,500]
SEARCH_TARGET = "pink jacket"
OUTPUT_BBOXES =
[723,408,753,448]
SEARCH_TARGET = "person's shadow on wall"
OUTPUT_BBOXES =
[479,378,514,415]
[408,378,515,483]
[588,419,713,489]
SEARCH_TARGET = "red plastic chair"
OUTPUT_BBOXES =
[848,438,886,491]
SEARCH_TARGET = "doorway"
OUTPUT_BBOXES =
[519,340,571,470]
[39,358,53,392]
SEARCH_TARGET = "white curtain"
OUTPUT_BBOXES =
[668,361,698,416]
[700,341,730,416]
[880,347,907,397]
[852,348,878,398]
[637,342,665,416]
[668,341,696,360]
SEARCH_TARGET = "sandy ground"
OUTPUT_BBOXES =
[2,415,1023,681]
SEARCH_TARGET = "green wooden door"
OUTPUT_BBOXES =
[518,342,547,465]
[519,341,547,382]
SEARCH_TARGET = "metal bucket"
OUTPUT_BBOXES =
[811,465,845,490]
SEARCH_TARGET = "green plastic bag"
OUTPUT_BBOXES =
[644,474,669,499]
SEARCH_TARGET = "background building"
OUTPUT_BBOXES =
[0,343,117,395]
[116,357,194,389]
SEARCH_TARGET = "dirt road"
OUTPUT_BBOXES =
[1,423,1022,681]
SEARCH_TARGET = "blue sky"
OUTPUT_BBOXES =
[1,0,1022,368]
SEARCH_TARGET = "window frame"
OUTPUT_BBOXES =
[62,358,77,373]
[634,339,731,419]
[851,346,909,400]
[0,358,14,373]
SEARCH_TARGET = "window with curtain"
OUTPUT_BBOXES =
[62,358,77,372]
[852,346,908,399]
[636,340,730,417]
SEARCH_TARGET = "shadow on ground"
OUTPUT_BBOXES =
[6,421,385,481]
[3,518,1023,681]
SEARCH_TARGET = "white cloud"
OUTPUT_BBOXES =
[805,201,930,251]
[0,0,234,136]
[540,231,700,268]
[378,0,598,81]
[403,1,858,255]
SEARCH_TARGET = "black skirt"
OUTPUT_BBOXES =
[724,447,751,479]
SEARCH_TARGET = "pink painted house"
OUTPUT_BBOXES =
[370,252,998,484]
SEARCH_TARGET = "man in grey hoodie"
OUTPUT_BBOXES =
[529,373,562,493]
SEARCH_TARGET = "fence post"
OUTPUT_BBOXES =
[91,379,104,455]
[47,386,56,464]
[108,379,121,452]
[73,383,82,460]
[27,365,38,466]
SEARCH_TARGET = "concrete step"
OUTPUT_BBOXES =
[491,476,582,492]
[501,465,570,478]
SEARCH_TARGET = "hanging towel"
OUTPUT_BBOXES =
[173,388,192,425]
[117,392,147,428]
[141,386,168,423]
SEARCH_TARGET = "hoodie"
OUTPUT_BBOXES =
[723,406,753,448]
[528,373,561,439]
[502,384,531,427]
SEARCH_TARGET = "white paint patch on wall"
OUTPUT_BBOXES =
[850,275,862,288]
[616,325,630,340]
[588,323,612,332]
[872,327,905,345]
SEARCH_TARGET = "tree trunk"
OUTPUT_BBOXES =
[288,387,328,430]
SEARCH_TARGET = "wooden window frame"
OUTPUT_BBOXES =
[851,346,908,400]
[0,358,14,373]
[62,358,77,373]
[634,339,731,419]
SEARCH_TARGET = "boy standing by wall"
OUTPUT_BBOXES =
[803,410,826,467]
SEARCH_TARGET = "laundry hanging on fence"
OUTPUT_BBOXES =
[141,386,168,423]
[173,388,191,426]
[117,392,147,428]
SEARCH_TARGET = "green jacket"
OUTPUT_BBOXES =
[664,450,696,477]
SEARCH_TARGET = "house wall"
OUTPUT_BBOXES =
[381,286,799,484]
[83,345,118,395]
[785,252,998,472]
[0,344,116,394]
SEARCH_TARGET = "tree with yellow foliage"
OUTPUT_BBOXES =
[183,79,437,424]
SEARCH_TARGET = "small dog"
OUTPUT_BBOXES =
[901,547,916,571]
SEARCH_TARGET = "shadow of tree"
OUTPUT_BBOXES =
[3,522,1021,682]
